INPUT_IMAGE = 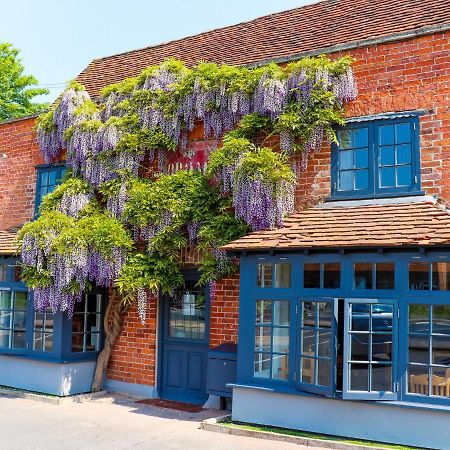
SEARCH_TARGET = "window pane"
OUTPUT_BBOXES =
[273,301,289,326]
[272,354,288,380]
[339,170,353,191]
[14,292,27,309]
[376,263,395,289]
[302,302,315,328]
[339,130,352,149]
[354,263,373,289]
[351,304,370,331]
[255,327,271,352]
[40,171,49,186]
[409,335,429,364]
[431,367,450,397]
[318,330,332,357]
[33,332,43,351]
[302,329,315,356]
[254,353,271,378]
[379,167,395,187]
[350,363,369,391]
[354,128,368,148]
[372,334,392,362]
[432,263,450,291]
[0,310,11,328]
[0,291,12,309]
[48,170,58,185]
[409,305,429,334]
[432,305,450,335]
[380,146,395,166]
[396,123,411,144]
[257,263,272,288]
[274,263,291,288]
[339,150,353,170]
[351,334,369,361]
[317,359,331,387]
[432,336,450,366]
[323,263,340,289]
[44,333,54,352]
[12,331,26,349]
[301,357,315,383]
[13,311,26,331]
[0,330,10,347]
[304,263,320,288]
[354,149,368,168]
[396,165,412,187]
[318,302,332,328]
[372,365,392,392]
[272,328,289,353]
[72,333,84,353]
[408,365,429,395]
[379,125,395,146]
[409,262,429,290]
[397,144,412,164]
[354,170,369,190]
[0,265,7,282]
[256,300,272,324]
[13,266,22,283]
[372,304,393,332]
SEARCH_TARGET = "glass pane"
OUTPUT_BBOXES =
[40,171,49,186]
[339,150,353,170]
[317,359,331,387]
[48,170,58,185]
[13,266,22,283]
[380,146,395,166]
[72,333,84,352]
[354,263,373,289]
[304,263,320,288]
[409,262,429,290]
[86,313,100,333]
[44,333,54,352]
[409,334,429,364]
[408,365,429,395]
[255,326,271,352]
[351,334,369,361]
[318,330,331,357]
[318,302,332,328]
[33,332,43,351]
[396,165,412,187]
[372,365,392,392]
[301,302,315,328]
[256,300,272,324]
[339,130,352,149]
[432,263,450,291]
[354,149,368,168]
[354,128,369,148]
[0,330,10,348]
[376,263,395,289]
[432,305,450,335]
[409,304,430,334]
[372,334,392,362]
[350,363,369,391]
[372,304,393,332]
[431,367,450,397]
[432,335,450,366]
[301,357,315,384]
[14,292,28,310]
[0,310,11,329]
[273,301,289,326]
[379,167,395,187]
[273,328,289,353]
[254,353,271,378]
[84,333,98,352]
[13,311,26,331]
[274,263,291,288]
[396,123,411,144]
[0,265,7,282]
[257,263,272,288]
[339,170,353,191]
[323,263,340,289]
[0,291,12,309]
[87,294,101,313]
[354,170,369,190]
[379,125,395,146]
[272,354,288,380]
[12,331,26,349]
[351,304,370,331]
[302,329,316,356]
[397,144,412,164]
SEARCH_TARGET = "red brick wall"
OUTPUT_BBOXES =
[0,117,42,230]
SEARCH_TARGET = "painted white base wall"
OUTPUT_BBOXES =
[0,355,95,396]
[232,386,450,449]
[105,379,157,398]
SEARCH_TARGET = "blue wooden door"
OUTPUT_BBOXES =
[159,279,209,404]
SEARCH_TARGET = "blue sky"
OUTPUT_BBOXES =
[1,0,313,102]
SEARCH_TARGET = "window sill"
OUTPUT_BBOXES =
[326,191,425,203]
[228,383,450,413]
[0,351,100,364]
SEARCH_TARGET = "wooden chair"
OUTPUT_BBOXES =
[410,373,450,397]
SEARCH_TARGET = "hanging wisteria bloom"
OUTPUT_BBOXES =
[106,182,128,218]
[59,191,93,217]
[137,288,148,324]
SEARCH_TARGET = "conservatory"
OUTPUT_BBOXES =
[224,198,450,449]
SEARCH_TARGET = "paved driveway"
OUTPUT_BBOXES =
[0,392,317,450]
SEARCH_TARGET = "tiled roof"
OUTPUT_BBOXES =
[77,0,450,98]
[222,200,450,251]
[0,230,18,255]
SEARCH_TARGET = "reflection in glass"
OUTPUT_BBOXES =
[254,353,270,378]
[350,363,369,391]
[272,327,289,353]
[372,365,392,392]
[371,304,393,332]
[302,302,315,327]
[272,354,288,380]
[304,264,320,288]
[254,326,271,352]
[354,263,372,289]
[323,263,340,289]
[256,300,272,324]
[409,262,429,290]
[274,263,291,288]
[351,334,369,361]
[257,263,272,288]
[432,305,450,335]
[318,359,331,387]
[376,263,395,289]
[0,265,7,282]
[409,305,429,334]
[318,302,332,329]
[408,334,429,364]
[301,357,315,384]
[0,291,12,309]
[318,331,331,358]
[302,329,315,356]
[372,334,392,362]
[273,301,290,326]
[432,336,450,366]
[432,263,450,291]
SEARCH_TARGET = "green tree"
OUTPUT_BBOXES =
[0,42,49,121]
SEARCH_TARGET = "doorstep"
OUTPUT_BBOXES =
[0,386,108,405]
[200,416,409,450]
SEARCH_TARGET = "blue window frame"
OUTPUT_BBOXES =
[237,252,450,409]
[331,116,420,199]
[34,165,67,214]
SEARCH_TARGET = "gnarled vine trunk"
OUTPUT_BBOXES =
[91,294,128,392]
